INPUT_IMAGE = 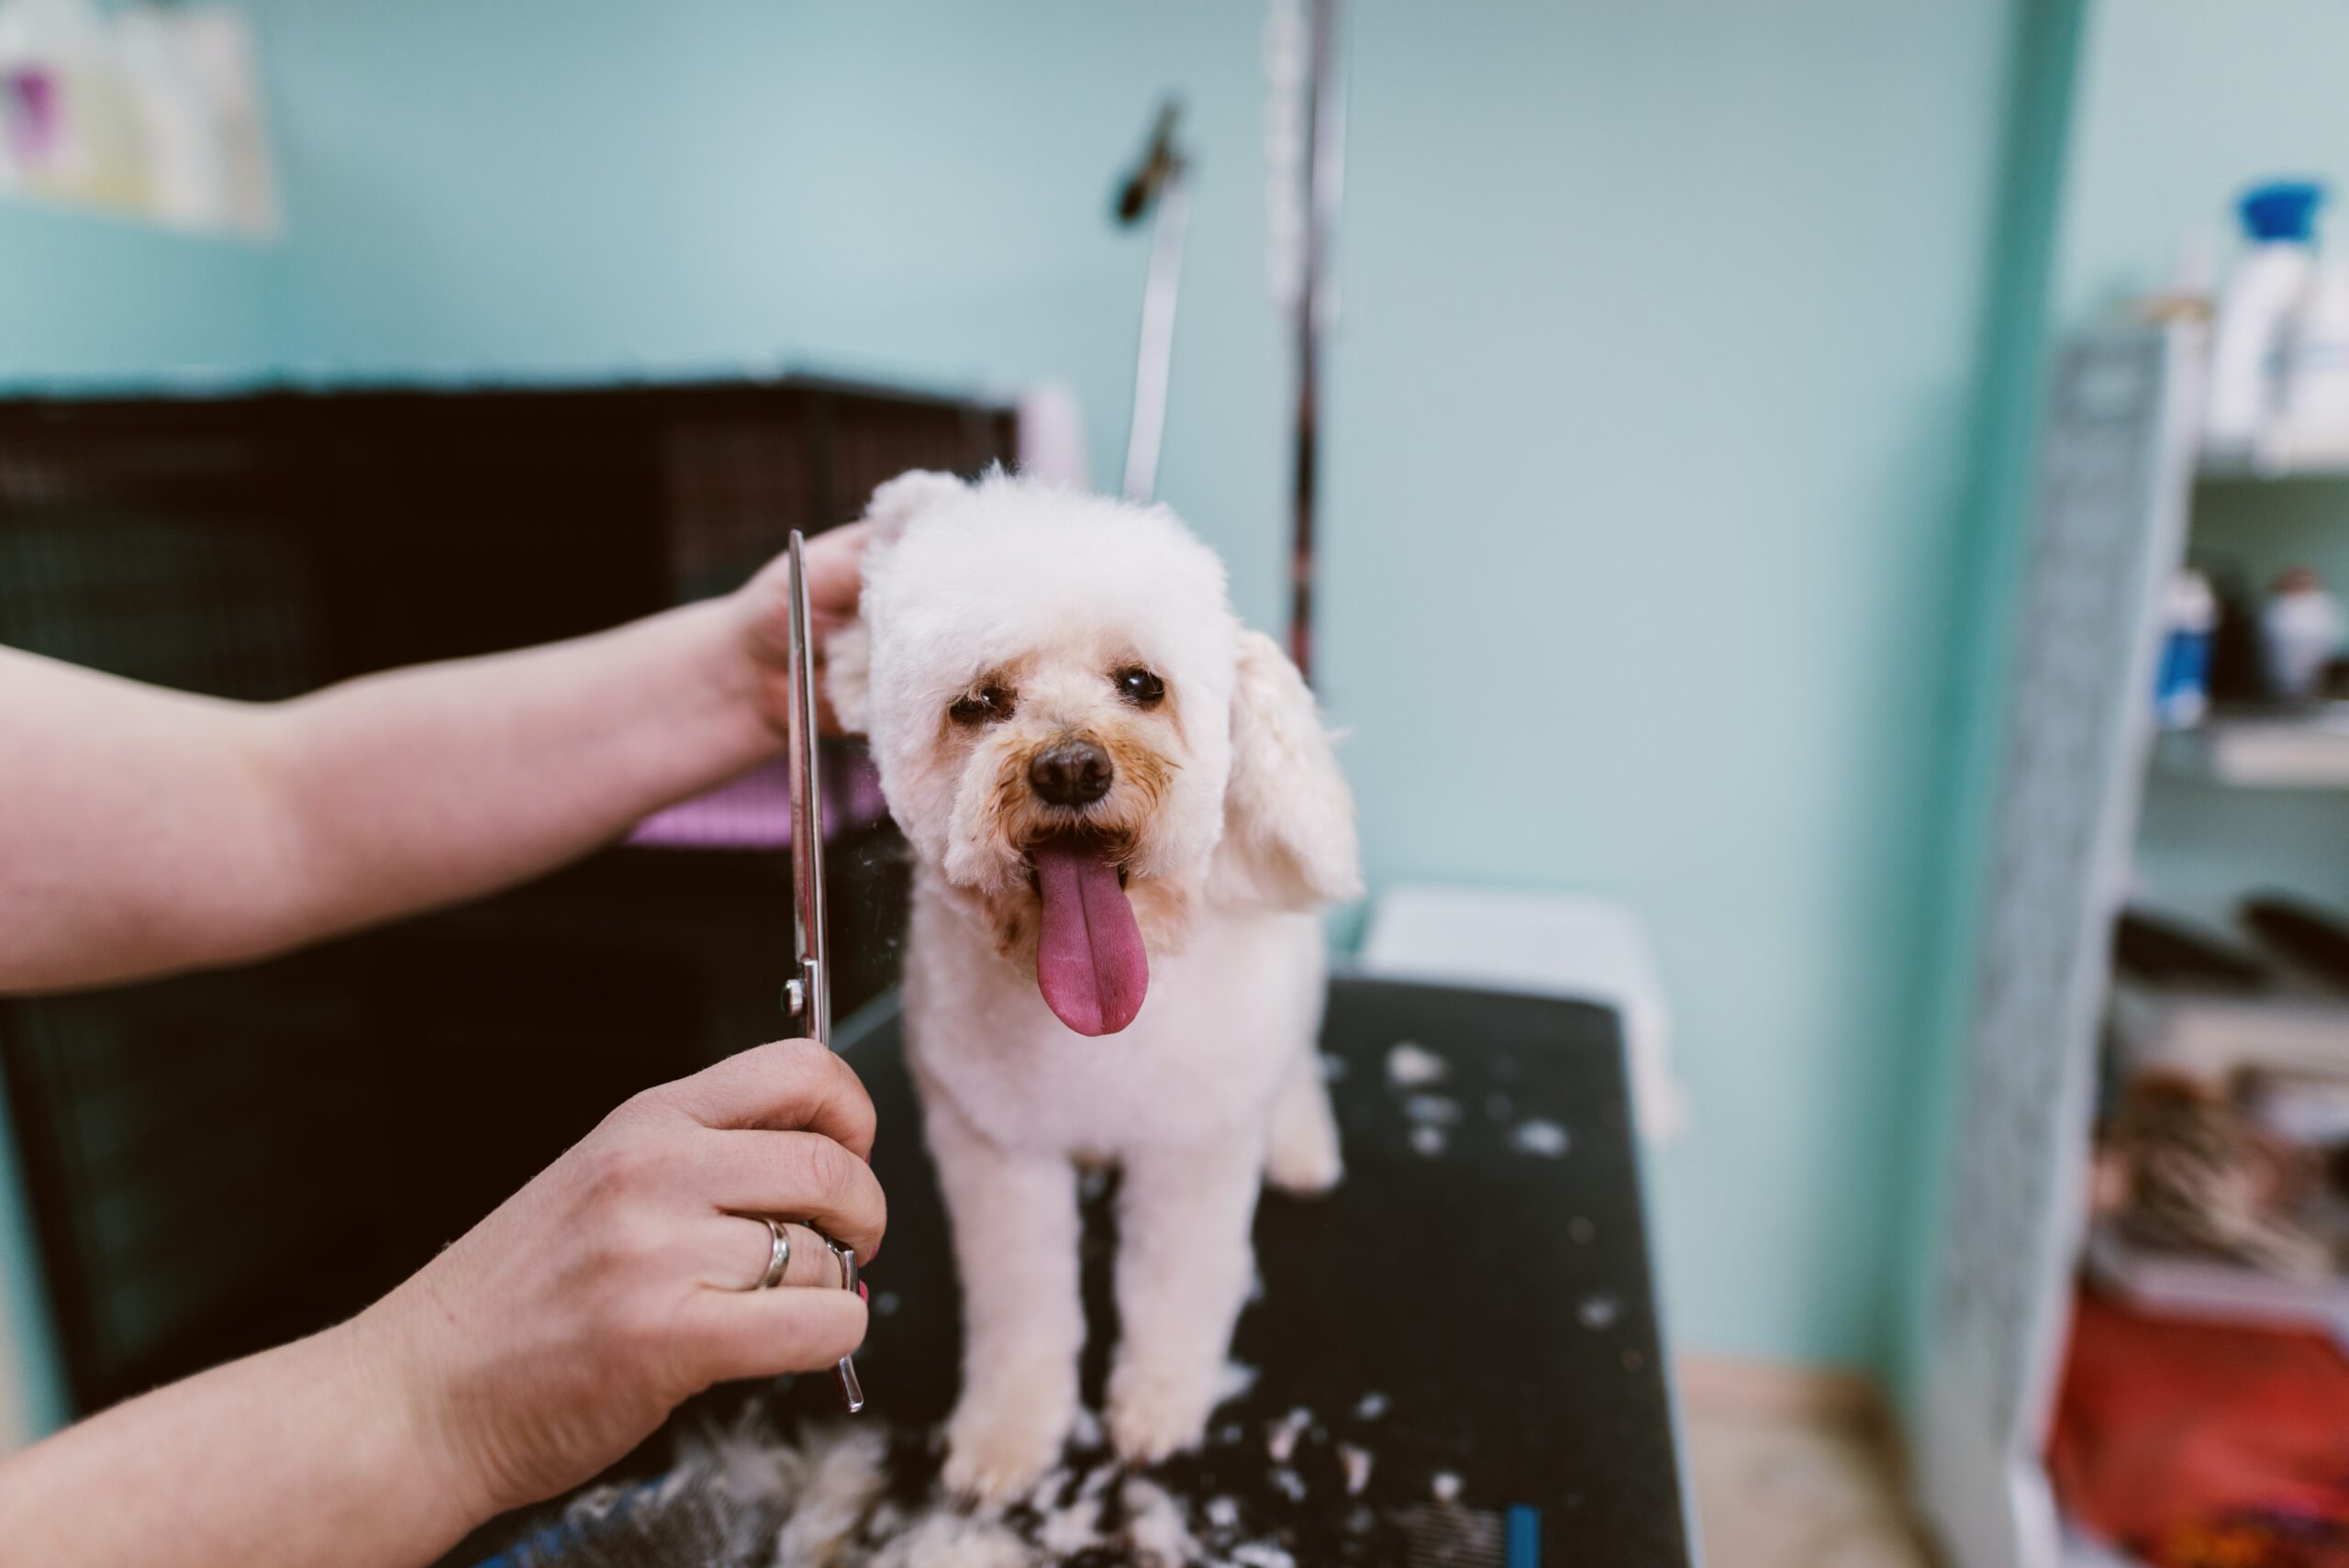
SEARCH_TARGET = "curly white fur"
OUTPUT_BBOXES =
[829,472,1360,1502]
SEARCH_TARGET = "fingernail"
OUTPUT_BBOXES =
[857,1282,870,1303]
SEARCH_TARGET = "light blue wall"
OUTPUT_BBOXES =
[1322,2,2022,1369]
[2,0,2048,1383]
[0,204,280,386]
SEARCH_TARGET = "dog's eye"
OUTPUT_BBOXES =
[1115,667,1166,709]
[949,684,1014,726]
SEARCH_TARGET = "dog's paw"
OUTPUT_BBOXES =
[1107,1361,1217,1466]
[1264,1124,1343,1195]
[1264,1054,1345,1197]
[942,1387,1073,1505]
[1264,1088,1344,1196]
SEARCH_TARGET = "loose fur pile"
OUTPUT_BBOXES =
[498,1413,1305,1568]
[827,473,1361,1503]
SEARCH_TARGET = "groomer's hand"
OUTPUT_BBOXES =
[735,520,869,734]
[353,1040,885,1519]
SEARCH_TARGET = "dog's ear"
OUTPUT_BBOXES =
[863,469,968,546]
[822,471,967,733]
[1219,629,1363,908]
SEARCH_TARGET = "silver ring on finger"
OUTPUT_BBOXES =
[756,1217,791,1291]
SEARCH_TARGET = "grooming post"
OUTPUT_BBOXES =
[782,528,863,1414]
[1115,100,1192,504]
[1286,0,1344,683]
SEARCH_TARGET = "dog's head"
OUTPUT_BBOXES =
[827,470,1360,1037]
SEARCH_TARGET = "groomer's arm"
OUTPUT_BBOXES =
[0,1040,884,1568]
[0,526,863,993]
[0,1318,484,1567]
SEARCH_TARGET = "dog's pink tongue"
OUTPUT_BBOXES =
[1032,837,1149,1036]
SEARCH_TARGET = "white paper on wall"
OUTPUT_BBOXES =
[0,0,275,237]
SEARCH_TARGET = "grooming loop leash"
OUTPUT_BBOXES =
[781,528,865,1415]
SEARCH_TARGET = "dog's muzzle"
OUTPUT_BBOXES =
[1029,738,1114,806]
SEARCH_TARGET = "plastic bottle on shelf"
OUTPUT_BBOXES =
[2205,180,2324,455]
[2154,570,2217,728]
[2262,566,2343,705]
[2277,225,2349,464]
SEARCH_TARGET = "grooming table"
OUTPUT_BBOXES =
[465,977,1692,1568]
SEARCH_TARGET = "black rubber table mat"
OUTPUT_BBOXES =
[463,975,1690,1567]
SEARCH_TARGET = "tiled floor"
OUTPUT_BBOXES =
[1682,1371,1936,1568]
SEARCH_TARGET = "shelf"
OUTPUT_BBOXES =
[2198,456,2349,482]
[2155,714,2349,787]
[2086,1223,2349,1330]
[2112,973,2349,1083]
[2199,439,2349,481]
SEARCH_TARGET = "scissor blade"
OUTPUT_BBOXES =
[784,530,830,1048]
[785,531,861,1413]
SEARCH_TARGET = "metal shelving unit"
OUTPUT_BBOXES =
[1913,324,2203,1568]
[1918,322,2349,1568]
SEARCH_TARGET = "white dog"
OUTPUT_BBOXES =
[826,470,1361,1501]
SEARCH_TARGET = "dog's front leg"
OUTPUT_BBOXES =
[928,1097,1084,1503]
[1107,1129,1264,1464]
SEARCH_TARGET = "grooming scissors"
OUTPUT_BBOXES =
[781,528,865,1415]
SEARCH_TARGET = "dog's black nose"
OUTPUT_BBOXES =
[1030,739,1115,806]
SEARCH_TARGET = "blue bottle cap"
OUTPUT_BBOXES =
[2241,180,2325,243]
